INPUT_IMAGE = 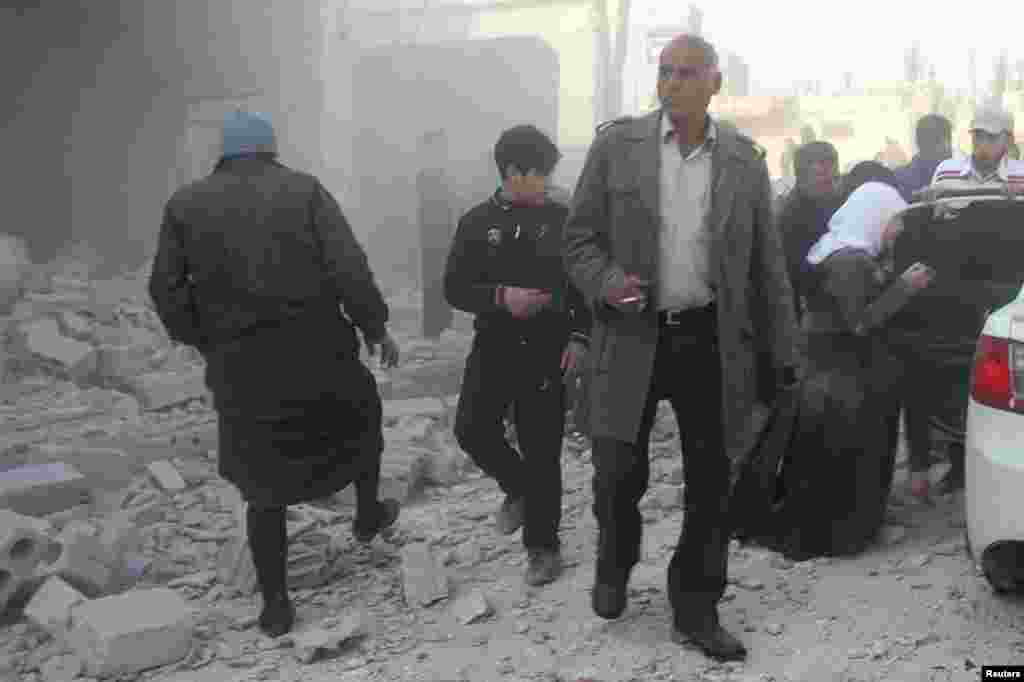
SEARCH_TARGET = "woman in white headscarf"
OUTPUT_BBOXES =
[764,162,922,561]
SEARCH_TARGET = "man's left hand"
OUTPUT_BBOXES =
[561,340,587,379]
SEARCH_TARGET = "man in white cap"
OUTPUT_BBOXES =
[930,104,1024,192]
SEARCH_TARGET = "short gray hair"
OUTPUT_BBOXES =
[662,33,719,68]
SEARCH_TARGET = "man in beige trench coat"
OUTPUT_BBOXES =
[564,34,798,661]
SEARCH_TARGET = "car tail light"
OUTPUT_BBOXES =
[971,334,1024,413]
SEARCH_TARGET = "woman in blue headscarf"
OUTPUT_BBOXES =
[149,110,401,636]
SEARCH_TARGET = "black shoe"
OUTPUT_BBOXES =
[258,593,295,638]
[591,579,629,619]
[352,498,401,543]
[672,612,747,662]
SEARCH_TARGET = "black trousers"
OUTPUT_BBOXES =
[591,305,731,621]
[454,332,566,551]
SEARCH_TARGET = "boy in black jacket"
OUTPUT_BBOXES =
[444,125,590,586]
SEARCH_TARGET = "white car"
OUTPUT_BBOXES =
[965,286,1024,592]
[891,190,1024,593]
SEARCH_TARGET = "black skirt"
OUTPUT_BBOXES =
[217,356,384,509]
[746,331,901,560]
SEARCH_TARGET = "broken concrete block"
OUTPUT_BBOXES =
[128,369,207,411]
[147,460,186,492]
[39,653,84,682]
[0,461,91,516]
[57,312,93,341]
[48,525,115,597]
[96,344,153,385]
[18,317,97,380]
[95,513,142,560]
[69,587,193,677]
[24,576,88,641]
[0,508,50,575]
[291,610,370,664]
[453,588,493,625]
[400,543,449,608]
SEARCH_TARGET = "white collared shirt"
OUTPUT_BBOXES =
[931,154,1024,191]
[657,112,716,311]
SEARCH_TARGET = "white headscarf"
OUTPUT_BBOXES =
[806,182,908,266]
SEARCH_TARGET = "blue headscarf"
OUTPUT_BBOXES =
[220,110,278,160]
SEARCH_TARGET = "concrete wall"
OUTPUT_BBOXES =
[349,37,559,291]
[1,1,329,276]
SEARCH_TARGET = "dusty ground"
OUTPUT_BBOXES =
[2,280,1024,682]
[146,454,1023,682]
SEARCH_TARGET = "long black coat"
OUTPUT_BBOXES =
[148,156,389,507]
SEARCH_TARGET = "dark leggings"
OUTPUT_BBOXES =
[246,470,380,602]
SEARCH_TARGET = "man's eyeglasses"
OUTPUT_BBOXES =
[657,64,714,81]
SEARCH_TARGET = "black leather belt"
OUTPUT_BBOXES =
[658,302,716,327]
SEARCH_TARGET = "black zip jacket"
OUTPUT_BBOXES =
[443,190,591,347]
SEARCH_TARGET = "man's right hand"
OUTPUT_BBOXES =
[604,274,650,312]
[503,287,552,319]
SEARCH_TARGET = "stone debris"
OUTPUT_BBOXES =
[650,484,684,510]
[39,653,84,682]
[128,369,208,411]
[291,609,370,664]
[401,542,450,608]
[147,459,187,492]
[23,576,88,643]
[68,587,194,677]
[0,461,91,517]
[0,509,52,611]
[453,588,493,625]
[46,523,117,597]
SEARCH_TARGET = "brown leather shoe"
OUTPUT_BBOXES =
[672,612,747,662]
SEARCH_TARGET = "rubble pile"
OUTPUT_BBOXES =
[1,259,207,411]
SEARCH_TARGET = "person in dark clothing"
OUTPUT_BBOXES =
[445,124,591,587]
[789,161,927,558]
[894,114,953,202]
[148,110,401,638]
[778,141,841,324]
[889,115,956,499]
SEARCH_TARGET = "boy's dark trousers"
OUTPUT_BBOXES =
[454,330,566,550]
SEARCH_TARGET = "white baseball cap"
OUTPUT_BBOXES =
[970,105,1014,136]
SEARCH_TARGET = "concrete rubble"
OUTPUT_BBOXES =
[0,260,1018,682]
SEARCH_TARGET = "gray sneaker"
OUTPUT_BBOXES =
[495,496,525,535]
[525,549,563,587]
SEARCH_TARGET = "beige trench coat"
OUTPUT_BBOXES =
[564,110,797,460]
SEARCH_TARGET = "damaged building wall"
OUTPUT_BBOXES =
[348,37,560,291]
[1,1,330,278]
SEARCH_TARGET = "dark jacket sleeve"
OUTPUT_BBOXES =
[309,181,389,342]
[443,213,503,315]
[564,132,627,308]
[750,157,799,373]
[821,249,878,333]
[148,204,208,350]
[566,280,592,346]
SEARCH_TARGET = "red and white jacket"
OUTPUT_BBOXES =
[930,154,1024,192]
